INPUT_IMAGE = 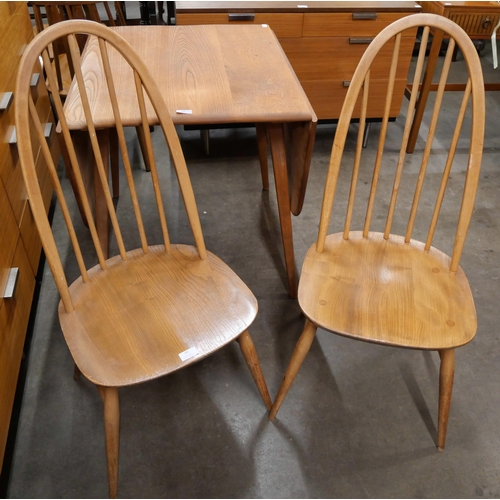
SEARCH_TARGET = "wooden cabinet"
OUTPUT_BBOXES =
[176,1,421,120]
[0,2,60,471]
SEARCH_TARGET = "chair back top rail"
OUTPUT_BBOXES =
[15,20,207,313]
[317,13,485,273]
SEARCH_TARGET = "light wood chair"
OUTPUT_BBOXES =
[15,20,271,498]
[269,13,485,451]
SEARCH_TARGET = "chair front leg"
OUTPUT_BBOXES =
[237,330,272,410]
[269,319,318,420]
[437,349,455,451]
[98,386,120,498]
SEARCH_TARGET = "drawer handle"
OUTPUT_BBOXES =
[30,73,40,88]
[3,268,19,299]
[483,18,492,30]
[228,13,255,21]
[9,123,52,144]
[0,92,13,111]
[353,12,377,20]
[349,37,374,44]
[343,81,351,87]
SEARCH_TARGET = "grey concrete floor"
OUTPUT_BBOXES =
[6,40,500,498]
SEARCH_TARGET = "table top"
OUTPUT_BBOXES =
[63,24,316,130]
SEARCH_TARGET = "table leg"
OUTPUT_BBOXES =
[407,29,444,154]
[267,123,297,298]
[95,129,110,258]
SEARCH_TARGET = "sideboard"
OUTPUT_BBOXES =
[0,2,60,472]
[176,1,421,120]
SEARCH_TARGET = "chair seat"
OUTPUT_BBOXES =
[298,232,477,350]
[59,244,258,387]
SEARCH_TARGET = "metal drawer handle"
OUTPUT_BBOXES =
[30,73,40,88]
[0,92,13,111]
[352,12,377,20]
[3,268,19,299]
[343,81,351,87]
[228,13,255,21]
[9,123,52,144]
[349,37,374,44]
[483,17,492,30]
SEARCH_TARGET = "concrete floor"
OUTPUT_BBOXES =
[6,38,500,498]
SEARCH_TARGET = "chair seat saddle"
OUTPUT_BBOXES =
[298,232,477,350]
[59,245,258,387]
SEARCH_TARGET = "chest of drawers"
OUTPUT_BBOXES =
[0,1,60,471]
[176,1,421,120]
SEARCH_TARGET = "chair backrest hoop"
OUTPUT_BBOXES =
[316,13,485,274]
[15,20,207,312]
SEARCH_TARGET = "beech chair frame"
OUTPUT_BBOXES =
[15,20,271,498]
[269,14,485,452]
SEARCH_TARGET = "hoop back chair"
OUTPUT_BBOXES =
[15,20,271,498]
[269,14,485,451]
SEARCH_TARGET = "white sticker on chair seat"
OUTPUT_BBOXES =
[176,109,193,114]
[179,346,200,361]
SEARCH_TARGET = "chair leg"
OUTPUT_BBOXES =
[237,330,272,410]
[269,319,318,420]
[437,349,455,451]
[99,386,120,499]
[256,123,269,191]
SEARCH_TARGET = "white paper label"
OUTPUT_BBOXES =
[297,4,308,7]
[179,346,199,361]
[176,109,193,114]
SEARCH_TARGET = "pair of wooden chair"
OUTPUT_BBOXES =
[15,14,484,498]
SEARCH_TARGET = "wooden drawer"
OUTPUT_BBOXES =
[0,237,35,469]
[176,12,304,38]
[281,36,414,82]
[301,78,408,119]
[448,12,500,36]
[303,12,415,37]
[20,135,57,276]
[0,178,20,312]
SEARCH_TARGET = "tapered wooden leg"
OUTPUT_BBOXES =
[269,320,318,420]
[256,124,269,191]
[100,386,120,498]
[267,122,297,298]
[237,330,272,410]
[437,349,455,451]
[135,125,152,172]
[109,128,120,198]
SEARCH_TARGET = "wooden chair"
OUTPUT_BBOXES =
[15,20,271,498]
[269,13,485,451]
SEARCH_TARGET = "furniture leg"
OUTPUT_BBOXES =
[256,123,269,191]
[135,125,152,172]
[95,129,110,258]
[201,129,210,155]
[100,386,120,499]
[407,29,444,153]
[267,122,298,298]
[109,128,120,198]
[437,348,455,451]
[269,319,318,420]
[237,330,272,410]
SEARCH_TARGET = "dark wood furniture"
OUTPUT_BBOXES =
[0,1,59,472]
[175,1,421,121]
[63,24,317,298]
[407,1,500,152]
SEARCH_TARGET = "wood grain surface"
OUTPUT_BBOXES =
[58,245,258,387]
[298,232,477,350]
[63,24,315,129]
